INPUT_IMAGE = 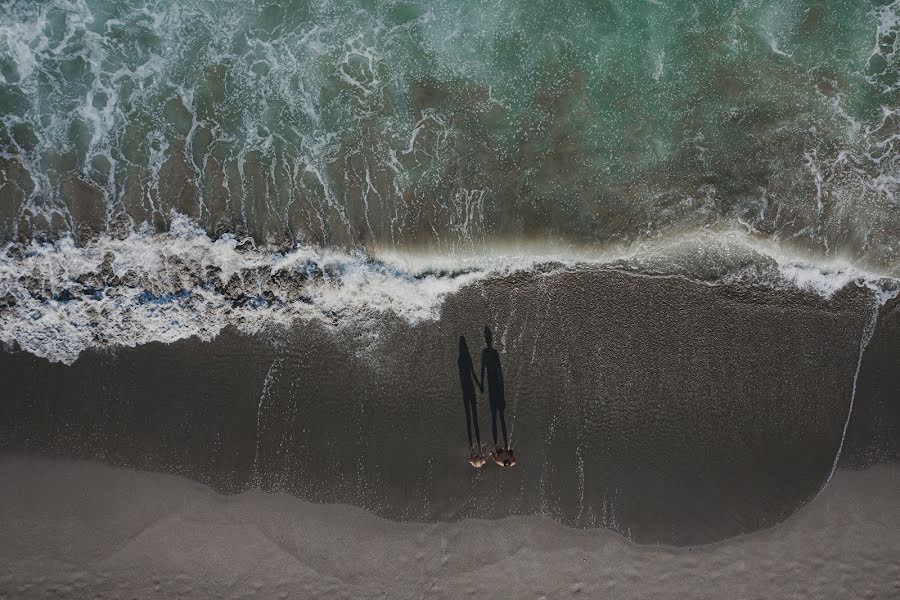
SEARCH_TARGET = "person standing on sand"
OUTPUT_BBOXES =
[481,326,509,453]
[457,336,483,456]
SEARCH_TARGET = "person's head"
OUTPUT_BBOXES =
[484,326,493,347]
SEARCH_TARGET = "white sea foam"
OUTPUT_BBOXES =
[0,216,481,364]
[1,216,896,365]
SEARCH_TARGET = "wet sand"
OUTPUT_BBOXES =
[2,269,897,545]
[1,455,898,600]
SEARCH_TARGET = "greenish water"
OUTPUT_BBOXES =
[0,0,898,268]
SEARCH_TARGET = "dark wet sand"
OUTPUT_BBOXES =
[1,455,898,600]
[1,268,899,545]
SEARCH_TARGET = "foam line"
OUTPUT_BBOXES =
[1,216,897,364]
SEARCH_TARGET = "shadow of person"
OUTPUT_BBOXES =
[457,336,483,456]
[481,326,509,452]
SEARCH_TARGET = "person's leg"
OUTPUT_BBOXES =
[491,403,498,447]
[463,397,474,448]
[499,408,509,449]
[471,400,481,448]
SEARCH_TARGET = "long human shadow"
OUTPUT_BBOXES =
[457,335,482,451]
[481,326,509,452]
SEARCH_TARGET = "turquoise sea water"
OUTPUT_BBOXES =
[1,0,898,267]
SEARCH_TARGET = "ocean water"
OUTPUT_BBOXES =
[1,0,899,360]
[1,0,898,250]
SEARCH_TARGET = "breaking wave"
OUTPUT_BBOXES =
[1,214,897,364]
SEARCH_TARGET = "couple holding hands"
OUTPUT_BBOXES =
[457,327,516,468]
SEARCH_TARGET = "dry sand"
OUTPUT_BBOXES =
[1,455,898,600]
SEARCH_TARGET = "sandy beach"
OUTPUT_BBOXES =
[2,455,898,600]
